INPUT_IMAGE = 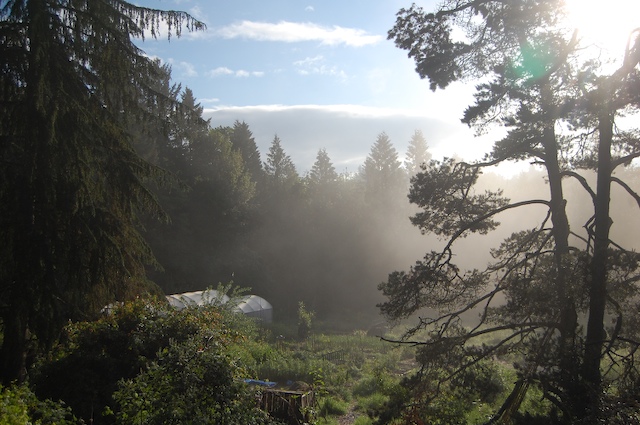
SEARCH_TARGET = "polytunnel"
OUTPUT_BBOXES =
[165,290,272,323]
[233,295,273,323]
[165,289,230,310]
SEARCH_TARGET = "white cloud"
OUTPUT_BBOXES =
[293,55,347,80]
[189,5,206,21]
[165,58,198,78]
[305,6,315,12]
[199,97,221,105]
[177,61,198,77]
[207,66,234,77]
[207,67,264,78]
[216,21,383,47]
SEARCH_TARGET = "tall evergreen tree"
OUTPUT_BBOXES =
[360,132,406,207]
[263,134,299,194]
[0,0,203,384]
[307,148,338,187]
[231,120,263,184]
[404,129,431,176]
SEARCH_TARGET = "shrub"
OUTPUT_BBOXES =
[318,396,349,417]
[353,415,374,425]
[113,335,273,425]
[356,392,388,414]
[31,297,273,424]
[0,384,77,425]
[297,302,314,340]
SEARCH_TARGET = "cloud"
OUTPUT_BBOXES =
[305,6,315,12]
[199,97,221,105]
[293,55,347,80]
[202,104,491,174]
[189,5,206,21]
[175,61,198,78]
[216,21,383,47]
[207,67,263,78]
[207,66,234,77]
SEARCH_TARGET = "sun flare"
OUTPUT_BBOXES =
[563,0,640,59]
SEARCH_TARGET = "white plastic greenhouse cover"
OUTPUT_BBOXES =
[166,289,230,310]
[165,290,272,323]
[233,295,273,322]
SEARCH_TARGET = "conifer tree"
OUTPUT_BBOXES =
[308,148,338,187]
[381,0,640,421]
[0,0,203,384]
[264,134,299,194]
[404,129,431,176]
[360,132,406,207]
[231,120,263,184]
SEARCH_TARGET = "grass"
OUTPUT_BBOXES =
[253,321,556,424]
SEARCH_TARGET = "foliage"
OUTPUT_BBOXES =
[230,120,264,184]
[0,0,203,384]
[360,132,406,208]
[264,135,300,194]
[308,148,339,187]
[404,130,432,176]
[354,416,375,425]
[138,81,257,294]
[30,297,266,424]
[298,302,315,341]
[113,335,272,425]
[0,384,78,425]
[381,0,640,423]
[318,396,349,417]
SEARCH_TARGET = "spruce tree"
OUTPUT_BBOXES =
[360,132,406,207]
[0,0,203,384]
[308,148,338,187]
[231,120,263,184]
[263,134,299,194]
[404,129,431,176]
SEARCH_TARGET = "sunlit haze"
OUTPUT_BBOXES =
[564,0,640,61]
[132,0,638,177]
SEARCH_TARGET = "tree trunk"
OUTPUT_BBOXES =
[0,312,28,385]
[582,108,614,416]
[540,78,580,417]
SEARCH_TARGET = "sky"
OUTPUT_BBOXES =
[131,0,640,175]
[132,0,503,174]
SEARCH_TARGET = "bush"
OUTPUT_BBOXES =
[353,416,374,425]
[297,302,314,340]
[0,384,77,425]
[318,396,349,417]
[356,392,388,414]
[31,297,275,424]
[113,335,273,425]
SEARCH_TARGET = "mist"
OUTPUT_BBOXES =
[143,112,640,331]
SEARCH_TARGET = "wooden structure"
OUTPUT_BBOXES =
[259,388,315,425]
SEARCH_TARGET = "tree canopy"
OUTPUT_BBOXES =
[381,0,640,423]
[0,0,203,384]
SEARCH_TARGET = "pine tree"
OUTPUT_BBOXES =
[382,1,640,421]
[360,132,406,207]
[308,148,338,187]
[264,134,299,193]
[404,129,431,176]
[0,0,203,384]
[231,120,263,184]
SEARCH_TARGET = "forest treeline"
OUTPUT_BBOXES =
[133,63,434,325]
